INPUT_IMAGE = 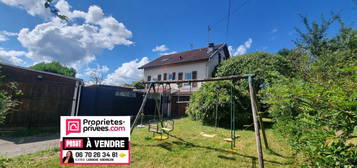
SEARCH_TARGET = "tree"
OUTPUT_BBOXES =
[0,68,21,125]
[294,14,340,58]
[215,51,293,89]
[131,80,145,89]
[44,0,68,21]
[85,65,109,85]
[186,52,292,127]
[29,62,76,77]
[261,15,357,167]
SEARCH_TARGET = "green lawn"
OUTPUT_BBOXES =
[0,117,298,168]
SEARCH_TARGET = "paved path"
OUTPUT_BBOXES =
[0,134,59,158]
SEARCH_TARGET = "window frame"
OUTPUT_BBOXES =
[158,74,162,81]
[163,73,167,80]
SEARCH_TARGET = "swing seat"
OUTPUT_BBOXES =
[137,124,146,128]
[200,132,216,138]
[148,120,174,139]
[148,123,162,133]
[223,138,233,142]
[161,120,174,133]
[223,135,240,142]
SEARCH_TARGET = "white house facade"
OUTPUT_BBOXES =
[139,43,230,92]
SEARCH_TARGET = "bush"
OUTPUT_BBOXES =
[261,18,357,166]
[261,73,357,167]
[215,52,293,88]
[186,52,292,128]
[186,81,252,128]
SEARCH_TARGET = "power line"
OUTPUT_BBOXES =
[225,0,232,43]
[210,0,250,28]
[207,0,250,43]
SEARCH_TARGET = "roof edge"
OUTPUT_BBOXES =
[139,43,226,69]
[0,62,83,81]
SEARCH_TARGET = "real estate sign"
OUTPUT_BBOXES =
[60,116,130,165]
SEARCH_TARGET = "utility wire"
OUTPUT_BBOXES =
[225,0,232,43]
[210,0,250,28]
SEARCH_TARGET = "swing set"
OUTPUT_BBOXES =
[131,74,267,168]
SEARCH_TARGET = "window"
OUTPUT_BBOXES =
[158,74,162,81]
[172,72,176,80]
[184,72,192,86]
[192,71,197,87]
[147,75,151,81]
[185,72,192,79]
[178,72,183,87]
[163,73,167,80]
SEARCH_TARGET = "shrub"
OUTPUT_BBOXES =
[186,81,252,128]
[261,73,357,167]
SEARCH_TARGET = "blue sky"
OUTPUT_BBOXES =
[0,0,355,84]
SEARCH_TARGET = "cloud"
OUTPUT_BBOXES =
[0,30,17,42]
[228,45,233,56]
[0,48,27,65]
[103,57,149,85]
[231,38,253,56]
[271,28,278,33]
[15,0,133,69]
[152,44,168,52]
[0,0,51,17]
[160,51,177,55]
[85,64,109,76]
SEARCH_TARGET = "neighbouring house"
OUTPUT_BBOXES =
[139,43,230,116]
[0,63,83,128]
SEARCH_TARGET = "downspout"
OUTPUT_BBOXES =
[75,80,83,116]
[70,80,79,116]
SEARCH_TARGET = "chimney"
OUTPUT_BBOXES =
[207,43,214,53]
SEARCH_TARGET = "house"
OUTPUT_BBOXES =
[0,63,83,128]
[139,43,230,116]
[139,43,230,91]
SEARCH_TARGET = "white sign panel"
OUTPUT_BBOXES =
[60,116,130,165]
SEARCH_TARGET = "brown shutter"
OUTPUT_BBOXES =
[192,71,197,87]
[178,72,183,87]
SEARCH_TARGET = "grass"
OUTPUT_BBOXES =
[0,117,298,168]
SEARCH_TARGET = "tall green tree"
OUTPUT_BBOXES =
[29,62,76,77]
[261,14,357,167]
